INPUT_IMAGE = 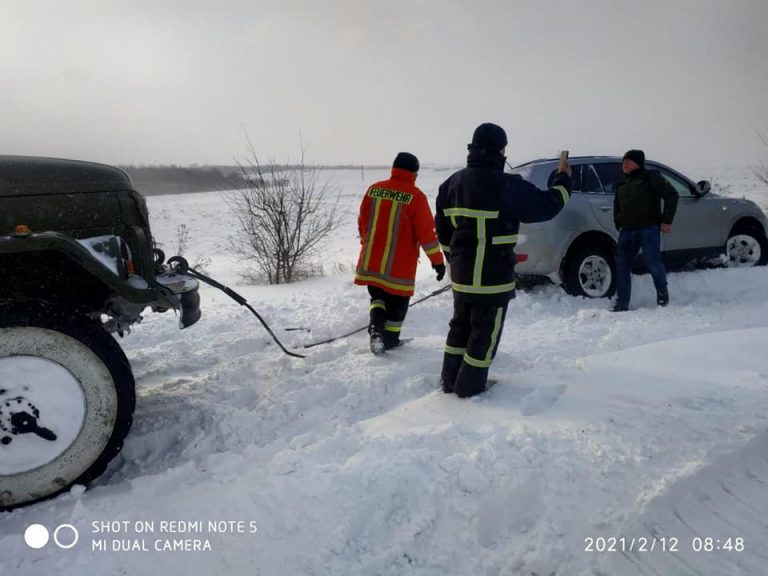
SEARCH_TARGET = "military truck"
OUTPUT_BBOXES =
[0,155,201,510]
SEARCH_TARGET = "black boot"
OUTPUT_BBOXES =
[454,364,491,398]
[440,353,463,393]
[369,327,385,355]
[382,330,401,350]
[368,299,387,355]
[656,287,669,307]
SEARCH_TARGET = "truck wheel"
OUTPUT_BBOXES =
[726,225,768,267]
[563,244,616,298]
[0,312,135,510]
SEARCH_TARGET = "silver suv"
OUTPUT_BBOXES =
[509,156,768,298]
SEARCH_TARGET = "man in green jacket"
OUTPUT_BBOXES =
[612,149,678,312]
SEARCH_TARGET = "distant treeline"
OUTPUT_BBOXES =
[120,165,240,196]
[120,164,391,196]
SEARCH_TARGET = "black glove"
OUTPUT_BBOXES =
[552,170,572,188]
[433,263,446,282]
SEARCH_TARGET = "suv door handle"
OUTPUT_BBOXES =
[599,207,612,212]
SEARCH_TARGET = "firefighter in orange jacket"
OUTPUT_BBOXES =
[355,152,445,354]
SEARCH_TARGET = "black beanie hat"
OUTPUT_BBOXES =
[393,152,419,173]
[469,123,508,152]
[622,149,645,168]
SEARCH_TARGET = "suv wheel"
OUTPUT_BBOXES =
[726,225,768,267]
[563,244,616,298]
[0,312,135,510]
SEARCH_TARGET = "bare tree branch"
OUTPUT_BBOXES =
[225,141,343,284]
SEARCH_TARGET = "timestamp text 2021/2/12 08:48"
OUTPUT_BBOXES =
[584,536,745,553]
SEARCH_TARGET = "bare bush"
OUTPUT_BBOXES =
[332,261,355,275]
[227,143,342,284]
[176,223,190,256]
[173,223,212,274]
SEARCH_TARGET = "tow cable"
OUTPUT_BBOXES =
[294,284,452,349]
[167,257,451,359]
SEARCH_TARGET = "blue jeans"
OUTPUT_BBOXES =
[616,226,667,306]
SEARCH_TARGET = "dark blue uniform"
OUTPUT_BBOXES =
[436,149,571,397]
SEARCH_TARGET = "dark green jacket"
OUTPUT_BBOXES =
[613,168,678,230]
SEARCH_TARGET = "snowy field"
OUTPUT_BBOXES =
[2,166,768,576]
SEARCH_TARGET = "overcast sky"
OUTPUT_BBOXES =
[2,0,767,171]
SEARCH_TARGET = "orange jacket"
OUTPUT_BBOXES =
[355,168,443,296]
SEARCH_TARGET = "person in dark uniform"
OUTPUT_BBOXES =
[612,149,678,312]
[435,123,571,398]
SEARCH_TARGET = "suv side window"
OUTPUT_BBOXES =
[653,167,696,198]
[570,164,582,192]
[548,164,582,192]
[588,163,624,194]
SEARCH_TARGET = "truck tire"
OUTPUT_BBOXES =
[0,312,135,510]
[563,243,617,298]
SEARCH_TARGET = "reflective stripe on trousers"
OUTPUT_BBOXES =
[441,297,509,397]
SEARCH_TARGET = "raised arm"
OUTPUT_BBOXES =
[501,172,571,224]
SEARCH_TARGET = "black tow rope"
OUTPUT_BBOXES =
[186,269,307,359]
[299,284,452,349]
[169,257,451,359]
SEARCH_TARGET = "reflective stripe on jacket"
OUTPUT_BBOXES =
[355,168,444,296]
[436,151,571,304]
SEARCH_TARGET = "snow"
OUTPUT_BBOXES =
[76,236,121,276]
[1,167,768,575]
[0,357,85,475]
